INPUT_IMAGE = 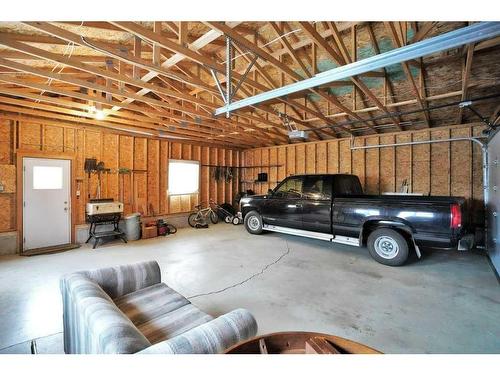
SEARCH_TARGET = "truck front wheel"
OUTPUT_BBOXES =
[244,211,263,234]
[367,228,409,266]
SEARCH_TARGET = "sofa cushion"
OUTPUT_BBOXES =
[137,303,213,345]
[114,283,190,326]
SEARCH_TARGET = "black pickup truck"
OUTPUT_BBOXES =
[240,174,473,266]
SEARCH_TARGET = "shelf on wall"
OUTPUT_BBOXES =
[241,180,279,184]
[201,164,282,168]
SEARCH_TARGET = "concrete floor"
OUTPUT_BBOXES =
[0,224,499,354]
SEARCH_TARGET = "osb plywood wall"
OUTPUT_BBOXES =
[242,123,486,226]
[0,118,240,233]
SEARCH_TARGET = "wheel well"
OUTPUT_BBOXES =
[242,207,259,219]
[362,222,414,247]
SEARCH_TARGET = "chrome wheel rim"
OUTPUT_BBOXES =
[248,216,260,231]
[374,236,399,259]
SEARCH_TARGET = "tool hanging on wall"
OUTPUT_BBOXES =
[84,158,112,199]
[211,166,234,182]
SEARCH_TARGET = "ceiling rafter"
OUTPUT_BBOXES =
[457,42,475,124]
[0,33,285,142]
[0,89,263,147]
[0,87,255,144]
[204,22,367,135]
[0,21,498,145]
[205,22,376,134]
[385,22,431,127]
[21,21,288,140]
[0,71,271,147]
[0,99,246,147]
[269,22,344,137]
[301,21,401,131]
[112,21,340,138]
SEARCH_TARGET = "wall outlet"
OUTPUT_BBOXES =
[0,182,4,193]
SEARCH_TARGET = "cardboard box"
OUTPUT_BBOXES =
[142,224,157,239]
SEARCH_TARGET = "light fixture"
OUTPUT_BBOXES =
[95,110,106,120]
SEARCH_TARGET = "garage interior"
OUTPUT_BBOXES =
[0,20,499,354]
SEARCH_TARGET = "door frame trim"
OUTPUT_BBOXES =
[16,150,76,252]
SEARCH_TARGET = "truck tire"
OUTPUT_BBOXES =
[367,228,409,266]
[244,211,263,234]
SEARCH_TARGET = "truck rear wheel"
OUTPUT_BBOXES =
[244,211,263,234]
[367,228,409,266]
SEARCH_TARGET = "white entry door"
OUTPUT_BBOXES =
[23,158,71,250]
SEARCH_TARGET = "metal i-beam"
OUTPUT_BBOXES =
[215,22,500,116]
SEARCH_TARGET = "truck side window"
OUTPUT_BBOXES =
[303,176,332,200]
[333,175,363,195]
[274,177,304,199]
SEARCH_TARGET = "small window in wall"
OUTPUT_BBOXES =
[168,160,200,195]
[33,166,63,190]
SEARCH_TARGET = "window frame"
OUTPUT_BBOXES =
[167,159,200,196]
[273,176,305,199]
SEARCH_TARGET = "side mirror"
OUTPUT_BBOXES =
[267,189,274,196]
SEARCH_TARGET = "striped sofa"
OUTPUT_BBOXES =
[60,260,258,354]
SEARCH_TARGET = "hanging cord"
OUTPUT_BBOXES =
[36,22,84,102]
[224,22,318,65]
[187,239,291,299]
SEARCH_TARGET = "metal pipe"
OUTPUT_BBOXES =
[225,36,232,118]
[349,136,487,150]
[210,69,227,104]
[306,92,500,133]
[231,53,258,99]
[215,22,500,116]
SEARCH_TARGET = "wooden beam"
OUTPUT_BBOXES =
[411,22,438,43]
[457,43,475,124]
[152,22,162,66]
[0,36,284,141]
[133,36,142,79]
[113,22,342,137]
[178,22,188,47]
[205,22,366,134]
[0,71,271,145]
[0,101,244,147]
[385,22,431,127]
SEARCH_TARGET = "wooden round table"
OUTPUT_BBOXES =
[225,331,381,354]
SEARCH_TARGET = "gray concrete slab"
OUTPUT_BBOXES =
[0,224,498,353]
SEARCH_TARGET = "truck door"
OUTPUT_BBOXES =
[261,176,304,229]
[301,175,333,233]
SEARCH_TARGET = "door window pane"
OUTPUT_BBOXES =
[33,166,63,190]
[274,177,303,199]
[168,160,200,195]
[303,176,332,200]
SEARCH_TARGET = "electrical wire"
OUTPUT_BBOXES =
[36,21,85,102]
[224,22,317,64]
[187,239,291,299]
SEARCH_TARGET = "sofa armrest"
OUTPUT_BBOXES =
[137,308,258,354]
[60,274,151,354]
[76,260,161,299]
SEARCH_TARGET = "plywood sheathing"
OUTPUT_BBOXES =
[0,119,15,232]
